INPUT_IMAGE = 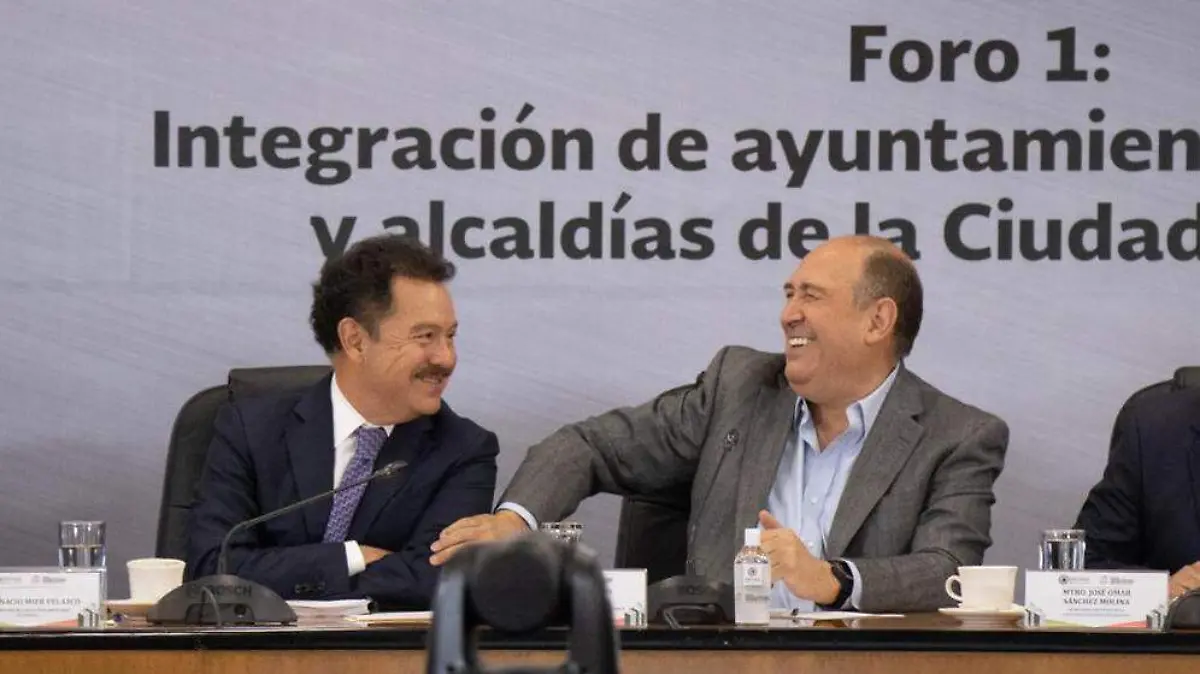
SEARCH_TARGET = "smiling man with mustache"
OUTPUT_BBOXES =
[433,235,1009,613]
[186,234,498,609]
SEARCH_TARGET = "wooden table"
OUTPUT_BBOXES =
[3,614,1198,674]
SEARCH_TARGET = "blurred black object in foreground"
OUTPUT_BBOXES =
[426,533,620,674]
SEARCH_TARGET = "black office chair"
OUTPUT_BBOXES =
[613,484,692,584]
[154,365,332,560]
[1107,366,1200,459]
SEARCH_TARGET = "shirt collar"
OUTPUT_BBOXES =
[794,364,902,438]
[331,373,395,446]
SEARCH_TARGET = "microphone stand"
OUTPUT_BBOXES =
[148,461,406,626]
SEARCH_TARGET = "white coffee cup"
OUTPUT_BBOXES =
[127,558,186,602]
[944,565,1018,610]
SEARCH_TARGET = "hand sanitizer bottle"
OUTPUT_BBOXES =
[734,527,771,625]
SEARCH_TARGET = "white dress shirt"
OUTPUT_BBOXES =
[331,374,394,576]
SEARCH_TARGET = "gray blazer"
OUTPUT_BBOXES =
[501,346,1009,612]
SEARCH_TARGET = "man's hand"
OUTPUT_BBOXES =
[430,511,530,566]
[758,510,840,605]
[1170,562,1200,599]
[361,545,392,565]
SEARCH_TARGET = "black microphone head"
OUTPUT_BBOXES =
[1168,589,1200,629]
[467,534,562,633]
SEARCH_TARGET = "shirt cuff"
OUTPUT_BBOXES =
[496,502,538,530]
[345,541,366,576]
[842,559,864,610]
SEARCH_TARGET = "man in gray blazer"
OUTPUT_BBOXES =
[432,236,1009,612]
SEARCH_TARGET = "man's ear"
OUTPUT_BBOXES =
[863,297,898,349]
[337,317,368,361]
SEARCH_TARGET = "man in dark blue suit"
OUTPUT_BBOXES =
[1075,387,1200,599]
[186,235,499,609]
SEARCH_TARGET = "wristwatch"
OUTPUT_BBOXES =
[819,559,854,609]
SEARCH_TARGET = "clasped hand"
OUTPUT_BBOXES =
[758,510,840,606]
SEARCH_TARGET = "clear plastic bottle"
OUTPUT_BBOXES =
[734,527,771,625]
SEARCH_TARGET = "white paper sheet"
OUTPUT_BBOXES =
[770,609,904,621]
[344,610,432,624]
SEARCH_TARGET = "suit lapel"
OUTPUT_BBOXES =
[286,375,337,540]
[1187,416,1200,553]
[825,367,925,558]
[347,415,432,541]
[735,374,799,531]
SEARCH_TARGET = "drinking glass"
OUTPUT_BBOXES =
[59,521,107,569]
[540,521,583,545]
[1038,528,1085,570]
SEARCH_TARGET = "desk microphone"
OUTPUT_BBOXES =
[149,459,408,626]
[217,460,407,575]
[648,429,738,626]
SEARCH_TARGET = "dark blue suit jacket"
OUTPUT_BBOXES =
[185,375,499,609]
[1075,387,1200,572]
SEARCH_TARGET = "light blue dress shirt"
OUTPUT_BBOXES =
[766,365,900,613]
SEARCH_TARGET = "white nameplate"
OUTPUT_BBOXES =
[603,569,647,629]
[0,568,105,627]
[1024,570,1169,628]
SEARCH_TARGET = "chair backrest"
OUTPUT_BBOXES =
[1107,366,1200,458]
[155,365,332,560]
[613,484,692,584]
[1175,367,1200,391]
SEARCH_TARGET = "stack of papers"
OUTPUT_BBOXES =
[287,599,372,619]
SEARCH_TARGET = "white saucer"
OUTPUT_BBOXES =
[938,604,1025,628]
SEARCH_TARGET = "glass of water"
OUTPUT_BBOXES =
[1039,528,1086,570]
[539,521,583,545]
[59,521,107,569]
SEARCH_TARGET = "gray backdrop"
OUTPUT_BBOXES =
[1,0,1197,598]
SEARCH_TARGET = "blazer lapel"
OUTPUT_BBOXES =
[1187,417,1200,556]
[347,415,432,541]
[734,374,799,531]
[286,375,337,541]
[825,367,925,558]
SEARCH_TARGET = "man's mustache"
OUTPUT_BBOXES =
[414,365,454,379]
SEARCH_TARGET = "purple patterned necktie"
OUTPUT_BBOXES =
[322,425,389,543]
